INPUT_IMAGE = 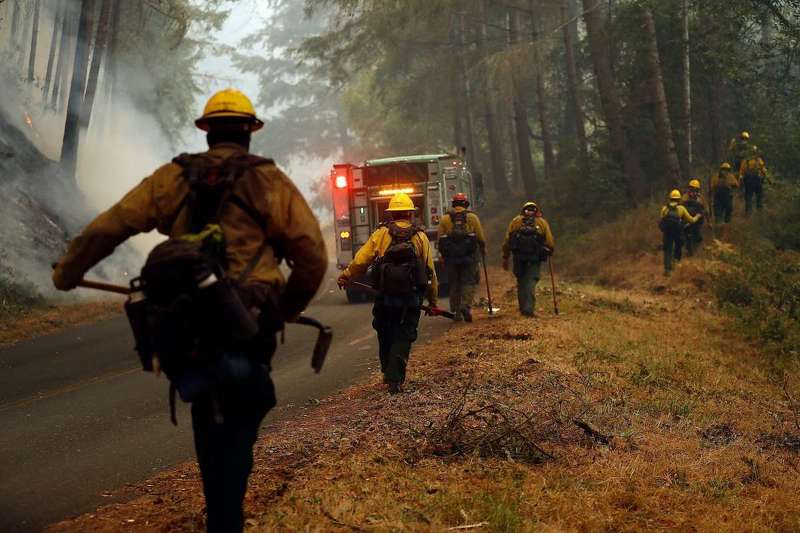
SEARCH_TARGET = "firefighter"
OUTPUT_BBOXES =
[681,179,708,256]
[711,162,740,227]
[337,192,438,394]
[728,131,753,174]
[52,88,328,533]
[501,202,554,317]
[437,193,486,322]
[659,189,701,275]
[739,146,768,215]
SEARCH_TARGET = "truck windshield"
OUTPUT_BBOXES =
[363,162,428,186]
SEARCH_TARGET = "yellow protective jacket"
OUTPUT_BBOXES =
[739,156,767,178]
[660,202,700,224]
[340,220,438,306]
[711,171,740,192]
[437,207,486,249]
[680,192,709,216]
[53,143,328,321]
[502,215,555,260]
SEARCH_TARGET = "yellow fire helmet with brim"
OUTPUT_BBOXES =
[386,192,417,212]
[720,162,732,170]
[740,131,750,140]
[669,189,682,200]
[195,88,264,132]
[689,179,701,189]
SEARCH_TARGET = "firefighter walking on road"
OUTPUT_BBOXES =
[52,89,328,533]
[502,202,555,317]
[337,193,438,394]
[660,189,701,275]
[437,193,486,322]
[681,179,708,256]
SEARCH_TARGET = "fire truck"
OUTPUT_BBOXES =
[330,153,475,303]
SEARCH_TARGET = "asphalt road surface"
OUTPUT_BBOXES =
[0,275,450,532]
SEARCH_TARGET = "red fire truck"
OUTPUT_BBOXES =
[330,153,475,302]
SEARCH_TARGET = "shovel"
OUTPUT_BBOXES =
[346,281,456,320]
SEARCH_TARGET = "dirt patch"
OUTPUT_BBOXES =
[0,298,123,347]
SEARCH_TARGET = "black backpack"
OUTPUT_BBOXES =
[438,210,478,263]
[124,153,273,421]
[658,204,683,234]
[509,216,545,258]
[373,223,429,296]
[683,196,703,217]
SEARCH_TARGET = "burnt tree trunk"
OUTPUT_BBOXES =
[562,1,589,174]
[80,0,111,128]
[27,0,40,83]
[51,0,74,111]
[642,7,682,189]
[581,0,643,200]
[9,0,21,50]
[61,0,94,180]
[477,0,510,197]
[42,0,64,100]
[456,13,478,172]
[708,83,722,165]
[681,0,692,174]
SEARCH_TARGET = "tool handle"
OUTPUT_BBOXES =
[480,248,495,315]
[77,279,132,295]
[548,257,559,316]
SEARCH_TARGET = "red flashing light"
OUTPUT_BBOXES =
[335,175,348,189]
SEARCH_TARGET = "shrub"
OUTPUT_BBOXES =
[0,274,43,320]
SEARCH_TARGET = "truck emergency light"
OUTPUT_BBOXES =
[378,187,415,196]
[335,175,348,189]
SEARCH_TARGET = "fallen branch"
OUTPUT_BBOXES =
[574,419,613,445]
[448,522,489,530]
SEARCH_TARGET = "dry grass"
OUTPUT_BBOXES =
[49,267,800,532]
[0,297,123,347]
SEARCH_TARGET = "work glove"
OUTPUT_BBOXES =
[336,274,349,290]
[52,262,79,291]
[502,257,510,271]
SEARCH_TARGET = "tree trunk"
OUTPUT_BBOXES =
[456,13,478,173]
[509,7,537,196]
[562,1,589,174]
[27,0,40,83]
[18,0,32,70]
[476,0,510,197]
[681,0,692,174]
[9,0,21,49]
[529,0,556,181]
[581,0,643,200]
[42,0,64,101]
[51,1,74,111]
[708,83,722,165]
[642,7,682,189]
[81,0,111,129]
[61,0,94,180]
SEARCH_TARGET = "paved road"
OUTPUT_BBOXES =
[0,275,450,532]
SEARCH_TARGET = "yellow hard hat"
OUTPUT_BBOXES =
[386,192,417,212]
[195,88,264,132]
[669,189,681,200]
[740,131,750,140]
[522,201,538,212]
[720,162,732,170]
[689,179,701,189]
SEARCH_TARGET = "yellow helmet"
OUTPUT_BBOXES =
[669,189,681,200]
[195,88,264,132]
[386,192,417,212]
[522,201,538,212]
[740,131,750,140]
[688,179,701,189]
[720,162,732,170]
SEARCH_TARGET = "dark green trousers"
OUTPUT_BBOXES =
[190,338,276,533]
[713,191,733,224]
[662,228,683,273]
[743,174,764,215]
[513,256,542,316]
[372,301,421,384]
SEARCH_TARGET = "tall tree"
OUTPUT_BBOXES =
[27,0,40,83]
[476,0,510,196]
[80,0,111,128]
[456,11,478,172]
[642,7,682,189]
[561,0,589,174]
[529,0,556,182]
[51,2,74,111]
[681,0,692,173]
[42,0,64,101]
[581,0,642,200]
[61,0,94,180]
[509,5,537,196]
